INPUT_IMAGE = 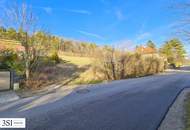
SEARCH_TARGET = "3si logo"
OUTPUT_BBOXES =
[2,120,12,126]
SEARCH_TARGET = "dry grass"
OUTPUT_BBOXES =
[0,38,166,89]
[59,52,93,67]
[71,67,104,85]
[24,54,100,88]
[0,38,100,88]
[0,39,20,45]
[0,39,23,51]
[58,53,103,85]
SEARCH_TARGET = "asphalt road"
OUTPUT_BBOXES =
[0,72,190,130]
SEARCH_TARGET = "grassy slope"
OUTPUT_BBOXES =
[0,39,21,48]
[58,53,103,85]
[0,38,102,86]
[59,54,92,66]
[0,39,25,53]
[0,39,20,44]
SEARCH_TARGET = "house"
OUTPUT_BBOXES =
[135,46,157,54]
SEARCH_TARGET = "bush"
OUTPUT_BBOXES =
[50,52,60,64]
[21,70,56,89]
[0,50,24,75]
[140,55,165,75]
[93,49,165,80]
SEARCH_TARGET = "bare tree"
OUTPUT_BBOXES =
[171,2,190,41]
[3,3,39,80]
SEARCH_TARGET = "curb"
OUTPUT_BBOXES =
[156,86,189,130]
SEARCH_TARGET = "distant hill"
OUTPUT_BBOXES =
[0,39,24,52]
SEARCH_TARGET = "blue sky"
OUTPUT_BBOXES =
[1,0,189,51]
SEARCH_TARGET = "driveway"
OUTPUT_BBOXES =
[0,72,190,130]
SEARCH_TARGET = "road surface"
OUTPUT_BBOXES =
[0,72,190,130]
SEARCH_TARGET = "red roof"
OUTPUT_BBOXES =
[135,46,157,54]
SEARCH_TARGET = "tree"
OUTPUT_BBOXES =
[0,26,6,38]
[172,2,190,41]
[6,28,17,40]
[3,3,41,80]
[160,38,186,64]
[146,40,156,49]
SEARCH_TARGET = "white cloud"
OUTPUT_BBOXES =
[136,32,151,41]
[115,10,124,21]
[77,30,105,40]
[33,6,53,15]
[34,6,91,15]
[112,39,136,51]
[42,7,52,14]
[64,9,92,15]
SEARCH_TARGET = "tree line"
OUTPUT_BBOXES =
[0,26,99,56]
[0,2,187,87]
[135,39,186,66]
[0,25,187,76]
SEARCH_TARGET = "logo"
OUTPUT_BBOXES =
[0,118,26,128]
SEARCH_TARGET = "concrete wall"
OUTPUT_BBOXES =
[0,71,10,91]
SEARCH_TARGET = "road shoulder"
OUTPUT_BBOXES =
[0,91,20,104]
[159,88,190,130]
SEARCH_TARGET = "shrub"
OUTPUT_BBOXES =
[0,50,24,75]
[93,49,165,80]
[93,49,131,80]
[50,52,60,64]
[140,55,165,75]
[21,71,54,89]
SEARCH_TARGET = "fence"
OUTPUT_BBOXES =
[0,70,13,91]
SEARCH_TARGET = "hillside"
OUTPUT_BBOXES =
[0,38,99,87]
[0,39,24,51]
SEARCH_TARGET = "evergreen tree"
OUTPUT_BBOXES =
[146,40,156,49]
[160,38,186,63]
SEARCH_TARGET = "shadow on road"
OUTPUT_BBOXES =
[166,66,190,73]
[0,72,190,130]
[178,66,190,71]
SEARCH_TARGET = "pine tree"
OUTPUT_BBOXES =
[160,38,186,64]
